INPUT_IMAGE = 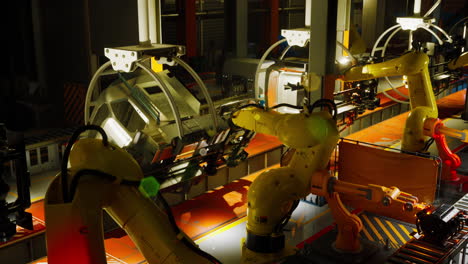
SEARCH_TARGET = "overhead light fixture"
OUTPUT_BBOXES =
[102,118,132,147]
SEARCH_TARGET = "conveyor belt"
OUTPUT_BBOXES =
[386,226,467,264]
[454,193,468,212]
[6,90,467,263]
[386,194,468,264]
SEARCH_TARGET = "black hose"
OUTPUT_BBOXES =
[422,138,435,152]
[67,169,141,203]
[157,193,223,263]
[448,17,468,35]
[274,199,300,233]
[61,125,108,202]
[236,103,265,111]
[270,103,303,110]
[68,169,114,203]
[309,99,338,120]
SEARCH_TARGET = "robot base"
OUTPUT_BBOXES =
[241,243,297,264]
[281,228,394,264]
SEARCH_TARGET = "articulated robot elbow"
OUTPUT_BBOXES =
[232,106,338,149]
[342,52,430,82]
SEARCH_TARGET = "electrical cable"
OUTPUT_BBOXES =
[383,77,410,99]
[382,89,410,104]
[61,125,108,203]
[67,169,141,203]
[274,199,299,233]
[61,126,220,262]
[67,169,220,262]
[448,17,468,35]
[309,99,338,120]
[422,138,435,152]
[68,169,114,203]
[270,103,303,110]
[235,104,265,111]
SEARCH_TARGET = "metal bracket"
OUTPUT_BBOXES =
[105,48,140,73]
[396,17,435,31]
[158,57,177,66]
[104,44,186,73]
[281,28,310,47]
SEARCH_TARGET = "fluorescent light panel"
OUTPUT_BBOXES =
[103,118,132,147]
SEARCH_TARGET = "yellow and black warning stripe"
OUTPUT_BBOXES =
[454,193,468,211]
[360,212,417,248]
[64,82,86,126]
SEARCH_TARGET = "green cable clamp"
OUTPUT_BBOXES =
[139,176,160,198]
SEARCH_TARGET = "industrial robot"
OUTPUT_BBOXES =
[44,23,435,264]
[44,107,427,264]
[42,1,457,263]
[45,125,219,264]
[231,101,426,263]
[341,51,467,181]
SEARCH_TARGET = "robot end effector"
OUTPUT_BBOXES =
[311,171,427,213]
[310,170,428,253]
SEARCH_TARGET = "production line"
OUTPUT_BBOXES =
[1,0,468,263]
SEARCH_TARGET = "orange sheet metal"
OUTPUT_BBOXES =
[338,140,439,223]
[346,89,466,146]
[245,133,282,156]
[171,165,277,239]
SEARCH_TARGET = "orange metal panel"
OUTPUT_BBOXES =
[346,89,466,146]
[245,133,282,156]
[338,140,439,223]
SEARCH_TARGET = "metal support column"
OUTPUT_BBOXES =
[334,0,351,96]
[463,89,468,121]
[308,0,337,101]
[267,0,280,46]
[335,0,350,60]
[362,0,386,49]
[148,0,163,44]
[236,0,248,57]
[177,0,197,57]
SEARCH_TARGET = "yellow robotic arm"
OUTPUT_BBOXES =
[232,106,339,263]
[45,127,216,264]
[342,51,438,152]
[232,105,426,263]
[448,51,468,70]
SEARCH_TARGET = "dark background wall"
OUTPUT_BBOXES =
[1,0,466,131]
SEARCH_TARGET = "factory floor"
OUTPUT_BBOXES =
[1,90,467,264]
